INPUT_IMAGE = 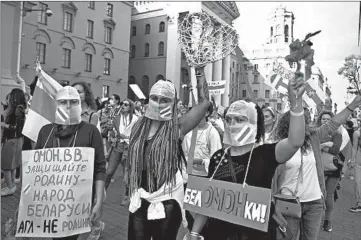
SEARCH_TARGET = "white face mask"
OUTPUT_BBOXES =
[54,86,82,125]
[144,99,173,121]
[55,103,82,125]
[223,120,257,147]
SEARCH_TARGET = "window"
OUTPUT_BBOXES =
[85,53,92,72]
[285,25,289,43]
[253,90,258,97]
[63,12,73,32]
[277,103,282,111]
[62,48,71,68]
[242,90,247,98]
[132,26,136,36]
[243,64,248,70]
[159,22,165,32]
[145,24,150,34]
[247,65,253,71]
[265,102,270,107]
[104,58,111,75]
[270,27,273,37]
[102,85,109,98]
[87,20,94,38]
[36,42,46,64]
[131,45,136,58]
[233,62,235,68]
[38,3,48,24]
[265,90,270,98]
[253,74,259,83]
[254,64,258,71]
[144,43,149,57]
[158,42,164,56]
[105,26,112,44]
[88,1,95,9]
[107,3,113,17]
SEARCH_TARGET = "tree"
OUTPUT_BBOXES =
[338,54,361,94]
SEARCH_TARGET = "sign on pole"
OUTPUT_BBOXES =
[184,176,272,232]
[208,80,226,95]
[16,147,95,238]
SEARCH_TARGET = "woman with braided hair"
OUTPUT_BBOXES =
[126,66,211,240]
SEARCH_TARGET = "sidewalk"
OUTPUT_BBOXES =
[2,168,360,239]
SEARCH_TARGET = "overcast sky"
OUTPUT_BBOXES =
[233,2,360,108]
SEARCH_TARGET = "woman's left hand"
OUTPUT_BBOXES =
[288,72,306,106]
[90,203,102,222]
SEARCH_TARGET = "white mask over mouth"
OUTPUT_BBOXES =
[145,80,175,121]
[55,86,82,125]
[223,100,258,147]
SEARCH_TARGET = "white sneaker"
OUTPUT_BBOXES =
[1,186,16,197]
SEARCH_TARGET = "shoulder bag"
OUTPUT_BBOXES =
[273,153,303,219]
[321,151,342,171]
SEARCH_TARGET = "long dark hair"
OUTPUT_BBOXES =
[126,83,180,195]
[121,98,136,126]
[72,82,97,111]
[276,111,312,154]
[5,88,26,122]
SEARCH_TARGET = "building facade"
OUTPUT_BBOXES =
[19,1,132,98]
[129,2,240,107]
[244,5,329,113]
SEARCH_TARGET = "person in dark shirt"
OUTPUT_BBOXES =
[1,89,26,197]
[35,86,106,240]
[190,72,307,240]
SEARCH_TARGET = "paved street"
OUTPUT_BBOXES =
[2,166,360,240]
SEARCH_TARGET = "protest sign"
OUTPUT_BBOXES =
[184,175,272,232]
[16,147,94,238]
[208,80,226,95]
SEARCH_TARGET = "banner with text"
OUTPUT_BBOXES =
[16,147,94,238]
[184,175,272,232]
[208,80,226,95]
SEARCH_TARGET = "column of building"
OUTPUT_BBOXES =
[212,31,223,105]
[222,54,231,106]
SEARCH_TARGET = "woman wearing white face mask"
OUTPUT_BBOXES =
[190,72,307,240]
[126,67,211,240]
[34,86,106,240]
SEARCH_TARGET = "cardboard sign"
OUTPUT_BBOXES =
[209,89,225,95]
[16,147,95,238]
[208,80,225,95]
[184,175,272,232]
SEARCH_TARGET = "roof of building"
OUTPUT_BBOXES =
[217,1,240,19]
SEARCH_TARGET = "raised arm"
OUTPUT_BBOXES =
[179,66,210,136]
[275,72,306,163]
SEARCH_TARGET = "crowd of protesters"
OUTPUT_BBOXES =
[1,69,361,240]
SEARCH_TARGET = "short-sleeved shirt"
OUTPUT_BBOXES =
[203,143,279,239]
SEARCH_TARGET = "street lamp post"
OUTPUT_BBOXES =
[17,2,53,92]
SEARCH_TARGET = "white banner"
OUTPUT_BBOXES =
[16,147,95,238]
[208,80,226,87]
[209,89,225,95]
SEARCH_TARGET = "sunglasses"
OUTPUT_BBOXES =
[122,103,130,107]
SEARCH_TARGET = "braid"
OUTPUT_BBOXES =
[127,95,180,195]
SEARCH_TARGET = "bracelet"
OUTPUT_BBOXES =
[290,110,304,117]
[190,232,200,237]
[346,106,354,112]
